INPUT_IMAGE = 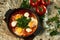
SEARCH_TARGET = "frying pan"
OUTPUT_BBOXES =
[4,8,44,40]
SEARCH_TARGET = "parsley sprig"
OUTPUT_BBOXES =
[16,16,31,28]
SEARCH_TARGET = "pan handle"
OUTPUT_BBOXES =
[23,34,35,40]
[4,9,13,23]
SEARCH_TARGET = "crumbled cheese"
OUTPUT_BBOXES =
[31,17,37,24]
[31,17,35,21]
[24,12,29,17]
[26,28,32,32]
[28,17,38,27]
[11,21,17,27]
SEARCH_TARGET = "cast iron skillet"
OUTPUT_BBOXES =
[4,8,44,40]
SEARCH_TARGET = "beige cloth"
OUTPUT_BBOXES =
[0,0,60,40]
[0,0,23,40]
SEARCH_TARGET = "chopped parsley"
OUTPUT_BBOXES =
[48,16,60,36]
[48,15,59,22]
[20,0,31,9]
[50,30,58,36]
[16,16,31,28]
[54,6,60,9]
[58,10,60,14]
[56,21,60,28]
[54,6,60,14]
[57,23,60,28]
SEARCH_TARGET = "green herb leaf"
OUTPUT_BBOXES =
[20,0,31,8]
[54,6,60,9]
[57,23,60,28]
[58,10,60,14]
[54,6,60,14]
[39,7,43,11]
[50,30,58,36]
[56,21,60,28]
[16,16,31,28]
[48,15,59,22]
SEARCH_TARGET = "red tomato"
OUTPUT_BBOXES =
[40,0,50,6]
[30,0,41,7]
[36,5,46,16]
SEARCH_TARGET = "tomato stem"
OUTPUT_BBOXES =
[44,0,48,2]
[33,0,37,3]
[39,7,43,11]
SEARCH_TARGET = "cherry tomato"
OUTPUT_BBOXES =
[36,5,46,16]
[40,0,50,6]
[30,0,41,7]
